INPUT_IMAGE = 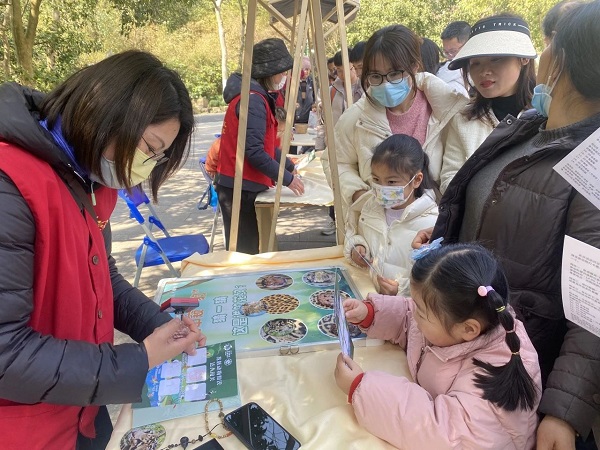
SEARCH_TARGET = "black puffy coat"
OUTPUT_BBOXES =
[433,110,600,438]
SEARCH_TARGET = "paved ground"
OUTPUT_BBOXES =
[108,113,336,424]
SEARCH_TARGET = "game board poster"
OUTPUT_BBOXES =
[132,340,240,427]
[154,267,366,356]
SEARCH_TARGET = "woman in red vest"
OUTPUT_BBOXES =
[216,38,305,254]
[0,51,205,450]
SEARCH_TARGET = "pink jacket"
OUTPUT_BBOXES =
[351,294,542,450]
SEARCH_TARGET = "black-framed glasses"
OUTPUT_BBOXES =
[366,70,406,86]
[141,137,169,166]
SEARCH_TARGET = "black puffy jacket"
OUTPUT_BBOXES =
[433,110,600,438]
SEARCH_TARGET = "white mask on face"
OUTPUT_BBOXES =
[371,174,417,209]
[93,147,157,189]
[277,75,287,90]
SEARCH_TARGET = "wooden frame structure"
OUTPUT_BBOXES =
[228,0,360,252]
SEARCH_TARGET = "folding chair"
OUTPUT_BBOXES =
[118,187,209,287]
[198,156,225,252]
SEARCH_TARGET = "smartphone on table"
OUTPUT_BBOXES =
[223,402,301,450]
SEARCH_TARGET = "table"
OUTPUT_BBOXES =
[290,132,317,148]
[107,247,411,450]
[255,151,333,253]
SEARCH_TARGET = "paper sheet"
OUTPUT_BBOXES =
[561,235,600,338]
[554,126,600,211]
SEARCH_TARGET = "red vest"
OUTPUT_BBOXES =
[0,144,116,450]
[218,92,277,187]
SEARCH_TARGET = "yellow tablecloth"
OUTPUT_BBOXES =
[107,247,410,450]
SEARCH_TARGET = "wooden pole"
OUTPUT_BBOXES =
[336,0,353,108]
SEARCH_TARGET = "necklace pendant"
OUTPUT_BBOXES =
[180,436,190,449]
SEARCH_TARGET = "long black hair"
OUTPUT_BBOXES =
[371,134,437,200]
[411,243,538,411]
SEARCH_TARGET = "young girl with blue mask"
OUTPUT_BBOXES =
[334,243,542,449]
[344,134,438,296]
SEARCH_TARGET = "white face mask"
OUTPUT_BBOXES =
[93,147,156,189]
[277,75,287,90]
[371,174,417,209]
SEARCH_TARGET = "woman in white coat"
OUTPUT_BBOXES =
[323,24,469,214]
[439,14,537,192]
[344,134,438,295]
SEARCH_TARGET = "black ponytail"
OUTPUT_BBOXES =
[411,243,538,412]
[472,290,537,411]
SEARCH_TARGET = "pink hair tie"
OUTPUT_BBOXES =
[477,285,494,297]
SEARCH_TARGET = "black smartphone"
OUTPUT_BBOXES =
[192,439,224,450]
[223,402,301,450]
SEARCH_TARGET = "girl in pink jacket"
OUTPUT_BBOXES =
[334,243,542,449]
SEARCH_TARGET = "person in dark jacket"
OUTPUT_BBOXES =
[413,2,600,449]
[0,50,206,450]
[216,38,304,254]
[294,55,315,125]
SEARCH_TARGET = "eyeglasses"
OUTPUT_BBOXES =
[142,136,169,166]
[335,66,355,75]
[366,70,406,86]
[442,48,460,59]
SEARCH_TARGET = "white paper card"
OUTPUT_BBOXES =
[554,126,600,211]
[158,378,181,397]
[185,365,207,384]
[160,360,182,379]
[561,235,600,338]
[186,347,207,367]
[184,383,207,401]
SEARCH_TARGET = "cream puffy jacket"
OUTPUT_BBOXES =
[322,72,469,210]
[440,112,497,193]
[344,190,438,295]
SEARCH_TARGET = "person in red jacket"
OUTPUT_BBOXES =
[217,38,304,254]
[0,50,206,450]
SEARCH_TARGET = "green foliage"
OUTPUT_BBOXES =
[108,0,201,33]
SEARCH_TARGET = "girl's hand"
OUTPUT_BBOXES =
[377,275,399,296]
[343,298,368,323]
[412,227,433,249]
[536,416,576,450]
[351,245,370,268]
[287,176,305,196]
[334,353,364,395]
[143,316,206,369]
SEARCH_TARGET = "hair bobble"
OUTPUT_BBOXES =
[477,285,494,297]
[496,306,506,313]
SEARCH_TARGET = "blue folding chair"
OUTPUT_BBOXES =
[118,187,209,287]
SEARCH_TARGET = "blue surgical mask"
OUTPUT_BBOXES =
[369,78,411,108]
[532,59,562,117]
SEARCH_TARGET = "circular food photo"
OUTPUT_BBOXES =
[255,273,294,290]
[260,293,300,314]
[120,423,166,450]
[302,269,339,287]
[240,299,268,317]
[259,318,307,344]
[317,313,364,339]
[309,289,350,310]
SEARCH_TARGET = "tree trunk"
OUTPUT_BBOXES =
[212,0,228,93]
[2,4,10,80]
[237,0,246,72]
[10,0,43,85]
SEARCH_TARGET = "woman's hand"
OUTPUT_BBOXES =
[377,275,399,296]
[334,353,364,395]
[351,245,370,268]
[343,298,368,324]
[352,189,368,203]
[412,227,433,249]
[143,316,206,369]
[287,176,305,196]
[536,416,576,450]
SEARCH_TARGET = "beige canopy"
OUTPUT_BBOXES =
[228,0,360,252]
